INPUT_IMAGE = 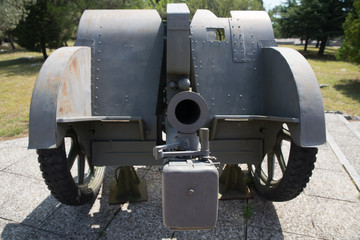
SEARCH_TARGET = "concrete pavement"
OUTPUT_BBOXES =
[0,113,359,239]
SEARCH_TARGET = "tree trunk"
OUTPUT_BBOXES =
[304,38,309,51]
[7,34,16,50]
[41,44,48,59]
[316,40,320,48]
[318,37,327,55]
[40,35,48,59]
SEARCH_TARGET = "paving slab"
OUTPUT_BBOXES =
[307,196,360,239]
[175,220,245,239]
[314,144,343,171]
[305,166,359,202]
[247,226,320,240]
[37,196,122,240]
[326,113,360,183]
[272,194,317,237]
[0,138,33,171]
[0,171,59,227]
[0,127,359,240]
[27,229,65,240]
[0,218,36,240]
[350,120,360,134]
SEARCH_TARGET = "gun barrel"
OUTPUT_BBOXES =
[167,91,209,133]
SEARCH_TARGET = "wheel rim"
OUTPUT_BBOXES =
[252,126,292,188]
[65,131,95,186]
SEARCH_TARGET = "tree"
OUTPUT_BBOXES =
[275,0,353,55]
[268,5,283,38]
[12,0,76,59]
[295,0,322,51]
[275,1,301,39]
[275,0,319,51]
[144,0,264,19]
[315,0,353,55]
[184,0,263,17]
[337,0,360,64]
[0,0,35,49]
[145,0,178,19]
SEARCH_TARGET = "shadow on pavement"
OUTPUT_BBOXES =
[1,166,283,239]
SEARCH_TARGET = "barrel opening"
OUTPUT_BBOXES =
[175,99,201,125]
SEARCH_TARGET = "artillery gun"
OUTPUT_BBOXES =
[29,3,325,230]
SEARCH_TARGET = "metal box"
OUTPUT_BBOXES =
[162,160,218,230]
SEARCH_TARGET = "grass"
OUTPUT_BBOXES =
[0,43,359,140]
[0,45,44,140]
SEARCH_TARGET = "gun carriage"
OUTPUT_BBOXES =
[29,3,325,230]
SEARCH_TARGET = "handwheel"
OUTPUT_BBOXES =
[249,125,318,201]
[37,130,105,205]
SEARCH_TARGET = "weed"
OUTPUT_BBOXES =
[242,201,254,224]
[98,229,106,237]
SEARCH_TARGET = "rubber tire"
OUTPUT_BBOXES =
[251,143,318,202]
[37,142,105,205]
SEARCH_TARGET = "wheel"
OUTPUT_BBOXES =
[37,130,105,205]
[249,125,318,201]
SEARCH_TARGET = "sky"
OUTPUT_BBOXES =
[262,0,284,11]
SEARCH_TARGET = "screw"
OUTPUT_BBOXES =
[188,189,195,196]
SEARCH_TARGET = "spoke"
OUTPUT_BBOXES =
[78,154,85,185]
[276,151,286,174]
[67,142,79,169]
[280,128,292,142]
[274,138,287,174]
[266,152,275,185]
[86,157,95,175]
[255,164,262,178]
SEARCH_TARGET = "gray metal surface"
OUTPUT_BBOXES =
[27,4,327,231]
[190,10,276,119]
[190,9,325,150]
[92,141,155,166]
[210,139,262,164]
[162,160,218,230]
[28,47,91,149]
[167,91,209,133]
[160,5,220,230]
[262,47,326,147]
[29,4,325,155]
[76,9,164,140]
[166,3,190,76]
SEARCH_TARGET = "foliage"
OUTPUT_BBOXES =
[0,0,35,37]
[145,0,177,19]
[242,202,254,224]
[12,0,76,59]
[274,0,353,55]
[337,0,360,65]
[185,0,264,17]
[144,0,264,18]
[90,0,144,9]
[268,5,282,38]
[70,0,146,13]
[315,0,353,55]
